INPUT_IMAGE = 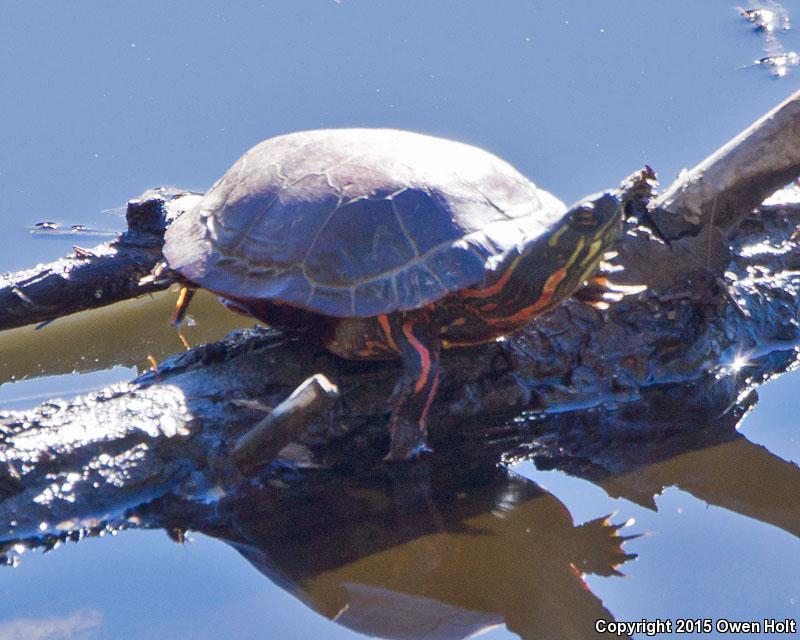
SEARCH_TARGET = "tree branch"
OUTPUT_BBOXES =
[651,88,800,240]
[0,190,198,332]
[2,189,800,548]
[232,373,340,475]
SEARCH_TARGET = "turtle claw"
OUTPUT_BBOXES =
[412,442,434,456]
[383,444,433,463]
[384,418,433,462]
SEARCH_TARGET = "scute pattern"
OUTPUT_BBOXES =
[163,128,566,317]
[306,194,417,286]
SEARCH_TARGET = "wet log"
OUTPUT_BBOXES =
[3,92,800,551]
[0,190,198,332]
[2,186,800,548]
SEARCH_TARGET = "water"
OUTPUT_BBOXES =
[1,2,799,638]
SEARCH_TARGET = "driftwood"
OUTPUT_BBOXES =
[652,89,800,239]
[1,90,800,557]
[3,92,800,638]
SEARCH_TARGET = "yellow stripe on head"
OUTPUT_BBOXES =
[547,225,568,247]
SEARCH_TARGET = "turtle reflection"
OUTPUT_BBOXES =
[179,462,635,640]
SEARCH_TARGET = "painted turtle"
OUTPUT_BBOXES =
[162,129,629,460]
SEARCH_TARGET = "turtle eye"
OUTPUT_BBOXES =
[569,206,599,231]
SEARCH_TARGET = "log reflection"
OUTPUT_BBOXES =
[0,289,249,385]
[164,461,635,640]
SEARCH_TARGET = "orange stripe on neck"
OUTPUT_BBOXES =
[403,321,431,394]
[489,267,567,326]
[460,254,520,299]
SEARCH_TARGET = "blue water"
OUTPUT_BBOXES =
[1,2,799,638]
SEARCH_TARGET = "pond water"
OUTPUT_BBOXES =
[1,2,799,638]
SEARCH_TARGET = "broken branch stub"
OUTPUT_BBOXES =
[0,197,165,332]
[232,374,340,476]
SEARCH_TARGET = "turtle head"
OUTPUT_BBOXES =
[562,191,624,262]
[536,192,624,299]
[562,165,656,244]
[566,192,623,238]
[508,171,653,320]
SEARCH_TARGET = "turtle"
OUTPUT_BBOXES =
[161,129,635,460]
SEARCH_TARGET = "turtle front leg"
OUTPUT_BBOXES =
[384,318,442,461]
[171,285,197,326]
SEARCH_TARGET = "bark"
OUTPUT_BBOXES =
[2,190,800,548]
[232,373,340,475]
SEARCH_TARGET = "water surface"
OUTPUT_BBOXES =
[1,2,799,638]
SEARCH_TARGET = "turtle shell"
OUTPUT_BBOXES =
[163,129,566,318]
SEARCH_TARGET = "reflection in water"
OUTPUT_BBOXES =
[602,437,800,539]
[0,301,798,637]
[152,461,635,640]
[0,289,251,386]
[0,247,799,638]
[522,366,800,542]
[0,357,799,638]
[0,2,799,637]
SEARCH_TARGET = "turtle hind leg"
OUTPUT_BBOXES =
[384,318,442,461]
